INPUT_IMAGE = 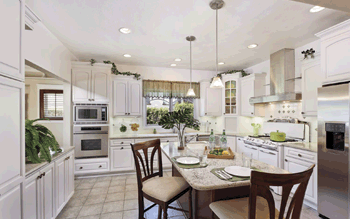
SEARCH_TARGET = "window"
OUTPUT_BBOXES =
[39,89,63,120]
[145,97,194,125]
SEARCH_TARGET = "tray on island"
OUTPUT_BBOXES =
[205,146,235,159]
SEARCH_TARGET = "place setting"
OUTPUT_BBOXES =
[171,144,210,169]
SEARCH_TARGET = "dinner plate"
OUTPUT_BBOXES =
[176,157,200,165]
[224,166,251,177]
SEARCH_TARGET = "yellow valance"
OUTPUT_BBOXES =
[143,80,200,99]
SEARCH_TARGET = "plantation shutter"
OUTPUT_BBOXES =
[40,90,64,120]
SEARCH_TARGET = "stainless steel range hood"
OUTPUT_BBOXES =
[249,48,302,104]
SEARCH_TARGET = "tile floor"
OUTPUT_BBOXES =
[57,170,321,219]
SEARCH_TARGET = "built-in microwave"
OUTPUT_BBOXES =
[74,104,108,124]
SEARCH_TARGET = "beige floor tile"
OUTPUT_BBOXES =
[110,179,126,186]
[108,186,125,194]
[102,201,124,213]
[100,211,123,219]
[76,215,100,219]
[105,192,125,202]
[97,176,112,182]
[90,187,109,195]
[93,181,110,188]
[125,184,138,191]
[80,178,98,184]
[84,194,107,205]
[78,203,103,217]
[57,206,82,219]
[126,175,137,179]
[112,175,127,180]
[76,182,95,190]
[67,196,88,207]
[126,178,137,185]
[125,191,138,200]
[124,199,139,211]
[74,189,91,198]
[123,209,139,219]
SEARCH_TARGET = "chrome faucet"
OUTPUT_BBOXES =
[185,134,199,143]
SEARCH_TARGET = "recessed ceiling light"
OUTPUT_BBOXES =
[310,6,325,13]
[175,58,182,62]
[218,62,225,65]
[170,64,176,67]
[123,54,131,58]
[119,27,131,34]
[248,44,258,49]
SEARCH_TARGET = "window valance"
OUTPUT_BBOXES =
[143,80,200,99]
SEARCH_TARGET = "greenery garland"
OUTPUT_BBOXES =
[217,69,248,78]
[103,60,141,80]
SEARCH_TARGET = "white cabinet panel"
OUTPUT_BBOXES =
[42,163,55,219]
[0,184,22,219]
[91,70,109,103]
[55,156,66,214]
[72,69,91,102]
[113,80,128,116]
[236,137,244,154]
[23,172,40,219]
[129,81,142,116]
[0,0,23,81]
[200,81,222,117]
[111,146,135,171]
[240,79,254,116]
[227,136,236,152]
[222,74,241,116]
[240,74,266,117]
[65,152,74,202]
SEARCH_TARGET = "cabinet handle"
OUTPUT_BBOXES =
[42,172,46,177]
[260,150,276,155]
[121,147,124,150]
[37,175,41,180]
[285,159,288,162]
[128,113,130,115]
[244,145,257,150]
[301,112,305,114]
[251,112,254,115]
[298,154,302,157]
[125,113,127,115]
[79,167,83,169]
[121,142,124,144]
[167,140,169,142]
[205,113,207,115]
[99,165,102,168]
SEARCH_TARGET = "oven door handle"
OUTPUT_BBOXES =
[244,145,258,150]
[259,149,276,155]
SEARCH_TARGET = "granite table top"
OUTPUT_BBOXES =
[109,132,250,139]
[161,142,288,191]
[282,142,318,153]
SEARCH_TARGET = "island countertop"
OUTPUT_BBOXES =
[161,142,288,191]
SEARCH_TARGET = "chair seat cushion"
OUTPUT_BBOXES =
[209,196,282,219]
[142,177,189,202]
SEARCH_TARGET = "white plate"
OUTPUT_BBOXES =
[176,157,200,165]
[224,166,251,177]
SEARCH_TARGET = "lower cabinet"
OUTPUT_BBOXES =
[236,137,244,154]
[111,146,135,171]
[227,136,237,152]
[0,184,22,219]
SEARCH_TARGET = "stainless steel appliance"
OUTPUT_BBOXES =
[74,104,108,124]
[318,83,349,219]
[73,125,108,158]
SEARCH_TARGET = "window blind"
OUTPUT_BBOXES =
[40,90,63,120]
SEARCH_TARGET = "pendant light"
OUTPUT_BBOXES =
[210,0,225,89]
[186,36,196,97]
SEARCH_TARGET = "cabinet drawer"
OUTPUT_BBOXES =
[110,139,134,146]
[160,137,178,143]
[134,138,157,143]
[284,147,316,163]
[75,162,108,172]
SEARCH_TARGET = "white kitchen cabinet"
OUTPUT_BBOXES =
[113,78,142,116]
[236,137,244,154]
[23,172,40,219]
[72,62,111,103]
[284,147,317,209]
[316,19,350,85]
[240,73,266,117]
[75,158,110,175]
[0,184,22,219]
[65,152,74,202]
[301,56,322,117]
[227,136,237,152]
[200,80,222,117]
[0,0,24,81]
[222,74,241,116]
[111,146,135,171]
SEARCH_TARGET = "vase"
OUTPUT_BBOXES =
[177,124,186,150]
[253,127,259,136]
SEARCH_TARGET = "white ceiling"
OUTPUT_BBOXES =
[292,0,350,13]
[26,0,349,71]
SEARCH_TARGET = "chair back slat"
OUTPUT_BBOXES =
[135,150,148,177]
[142,148,151,176]
[248,164,315,219]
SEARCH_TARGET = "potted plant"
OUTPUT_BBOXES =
[158,108,200,150]
[25,119,62,163]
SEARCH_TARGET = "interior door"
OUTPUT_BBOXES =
[128,81,142,116]
[113,80,128,116]
[91,70,109,103]
[72,69,91,102]
[240,78,254,116]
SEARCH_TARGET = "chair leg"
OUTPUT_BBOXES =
[188,188,193,219]
[158,204,162,219]
[163,205,168,219]
[138,196,144,219]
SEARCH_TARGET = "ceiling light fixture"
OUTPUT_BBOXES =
[123,54,131,58]
[248,44,258,49]
[218,62,225,65]
[310,6,325,13]
[170,64,176,67]
[186,36,196,97]
[119,27,131,34]
[175,58,182,62]
[210,0,225,89]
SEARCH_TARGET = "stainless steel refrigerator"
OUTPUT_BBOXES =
[318,83,349,219]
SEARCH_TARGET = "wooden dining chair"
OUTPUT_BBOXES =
[210,164,315,219]
[131,139,193,219]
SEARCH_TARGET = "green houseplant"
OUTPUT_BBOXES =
[25,119,61,163]
[158,108,200,149]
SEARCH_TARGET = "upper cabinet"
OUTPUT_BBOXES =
[301,56,322,117]
[72,62,110,103]
[200,81,222,117]
[316,19,350,85]
[240,73,266,117]
[112,77,142,116]
[0,0,24,81]
[222,74,241,116]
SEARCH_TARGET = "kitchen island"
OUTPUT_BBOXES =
[161,142,288,219]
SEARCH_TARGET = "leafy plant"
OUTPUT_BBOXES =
[174,102,194,117]
[211,69,249,83]
[25,119,61,163]
[119,124,127,132]
[147,107,169,124]
[103,60,141,80]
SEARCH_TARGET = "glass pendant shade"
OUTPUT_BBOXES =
[210,76,224,88]
[186,88,196,97]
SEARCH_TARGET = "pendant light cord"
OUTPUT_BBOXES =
[190,40,192,89]
[216,8,218,75]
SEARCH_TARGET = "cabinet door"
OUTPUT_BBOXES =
[301,58,322,117]
[227,137,237,152]
[206,87,222,116]
[23,172,41,219]
[223,80,238,115]
[72,69,91,102]
[65,152,75,201]
[0,184,22,219]
[111,146,135,171]
[113,80,128,116]
[91,70,109,103]
[128,81,142,116]
[42,163,55,219]
[55,156,66,214]
[0,0,23,81]
[240,79,254,116]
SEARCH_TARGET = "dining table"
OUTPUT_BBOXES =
[161,141,289,219]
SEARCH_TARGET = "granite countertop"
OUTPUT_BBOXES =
[25,146,75,177]
[109,132,250,139]
[282,142,318,153]
[161,142,288,191]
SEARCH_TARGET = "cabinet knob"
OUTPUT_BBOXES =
[99,165,102,168]
[128,113,130,115]
[298,154,302,157]
[42,172,46,177]
[205,113,207,115]
[251,112,254,115]
[79,167,83,169]
[223,113,225,115]
[121,147,124,150]
[301,112,305,114]
[285,159,288,162]
[121,142,124,144]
